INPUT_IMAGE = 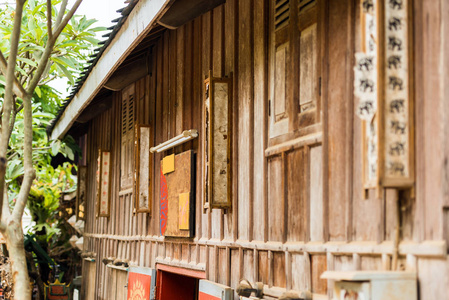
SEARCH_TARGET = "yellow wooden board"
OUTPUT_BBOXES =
[162,154,175,174]
[178,192,190,230]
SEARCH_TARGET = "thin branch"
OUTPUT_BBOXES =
[0,51,27,100]
[0,0,26,222]
[38,75,57,86]
[26,0,82,95]
[7,151,18,161]
[16,103,24,113]
[52,0,82,41]
[12,94,35,220]
[0,157,6,224]
[54,0,68,29]
[47,0,52,41]
[1,184,10,223]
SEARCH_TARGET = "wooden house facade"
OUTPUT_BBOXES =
[50,0,449,299]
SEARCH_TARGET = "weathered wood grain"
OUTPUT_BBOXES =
[253,0,268,242]
[237,0,254,241]
[326,0,353,242]
[311,254,327,295]
[287,149,307,242]
[268,156,284,242]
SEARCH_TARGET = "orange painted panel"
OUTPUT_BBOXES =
[198,291,221,300]
[127,272,152,300]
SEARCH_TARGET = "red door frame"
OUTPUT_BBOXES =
[156,264,206,300]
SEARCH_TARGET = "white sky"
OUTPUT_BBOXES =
[52,0,127,96]
[71,0,127,29]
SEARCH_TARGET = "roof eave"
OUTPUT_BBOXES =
[50,0,171,141]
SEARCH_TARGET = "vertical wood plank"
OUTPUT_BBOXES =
[268,156,284,242]
[202,12,212,240]
[311,254,327,295]
[243,250,255,282]
[223,0,237,242]
[310,145,324,241]
[326,0,353,242]
[253,0,268,242]
[176,25,185,136]
[420,0,444,241]
[237,0,254,241]
[211,6,225,241]
[287,149,307,242]
[273,252,286,287]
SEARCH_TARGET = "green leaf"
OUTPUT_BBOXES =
[66,147,74,161]
[16,56,38,68]
[35,85,41,98]
[51,141,59,156]
[54,61,74,84]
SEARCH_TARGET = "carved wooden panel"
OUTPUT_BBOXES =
[382,0,413,186]
[96,149,111,217]
[356,0,414,192]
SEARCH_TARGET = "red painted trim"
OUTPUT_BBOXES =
[156,263,206,279]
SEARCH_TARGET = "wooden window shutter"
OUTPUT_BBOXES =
[298,0,318,113]
[269,0,319,140]
[269,0,291,138]
[120,83,135,189]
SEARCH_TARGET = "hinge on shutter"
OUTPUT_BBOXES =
[268,99,271,116]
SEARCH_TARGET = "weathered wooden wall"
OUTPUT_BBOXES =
[80,0,449,299]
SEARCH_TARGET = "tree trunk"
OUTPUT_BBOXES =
[5,220,30,300]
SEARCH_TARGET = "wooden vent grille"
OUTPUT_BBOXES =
[275,0,290,31]
[299,0,315,12]
[122,94,135,136]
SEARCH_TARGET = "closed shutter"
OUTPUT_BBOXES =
[298,0,318,112]
[269,0,291,138]
[120,83,135,190]
[269,0,319,139]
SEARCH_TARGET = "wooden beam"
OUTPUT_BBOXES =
[158,0,225,29]
[76,96,113,123]
[50,0,171,140]
[104,56,149,91]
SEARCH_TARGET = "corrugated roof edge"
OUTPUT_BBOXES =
[46,0,140,138]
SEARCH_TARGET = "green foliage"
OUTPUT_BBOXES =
[0,0,105,86]
[0,0,103,250]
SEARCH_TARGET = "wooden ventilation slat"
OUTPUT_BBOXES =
[122,96,128,135]
[275,0,290,31]
[127,95,134,132]
[299,0,315,12]
[121,94,135,136]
